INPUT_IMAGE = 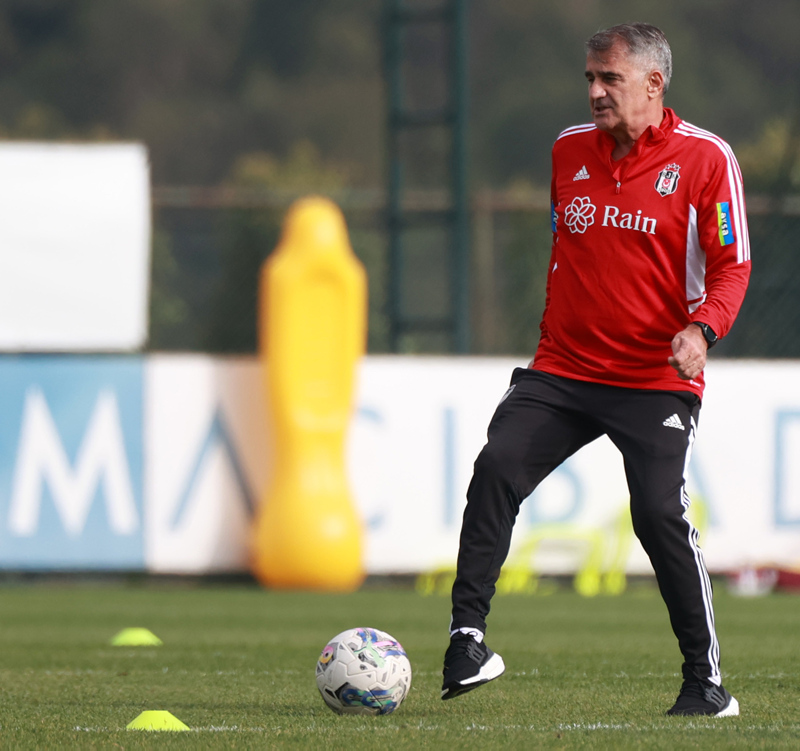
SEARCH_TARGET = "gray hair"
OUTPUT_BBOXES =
[586,23,673,95]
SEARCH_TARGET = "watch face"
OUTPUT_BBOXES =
[694,322,717,345]
[701,324,717,344]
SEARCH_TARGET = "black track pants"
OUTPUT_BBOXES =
[451,368,721,685]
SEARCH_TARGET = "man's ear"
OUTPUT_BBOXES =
[648,70,665,99]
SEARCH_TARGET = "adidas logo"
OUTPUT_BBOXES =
[663,413,685,430]
[573,165,590,181]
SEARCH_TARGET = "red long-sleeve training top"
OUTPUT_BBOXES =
[533,107,751,397]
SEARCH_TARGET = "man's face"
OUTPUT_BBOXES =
[585,42,654,139]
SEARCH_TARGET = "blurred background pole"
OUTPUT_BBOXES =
[451,0,470,354]
[384,0,471,353]
[385,0,404,353]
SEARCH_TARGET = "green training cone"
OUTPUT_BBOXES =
[126,710,190,731]
[110,627,163,646]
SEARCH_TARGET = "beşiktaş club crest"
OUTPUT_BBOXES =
[655,163,681,197]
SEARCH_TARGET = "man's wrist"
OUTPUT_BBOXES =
[692,321,718,348]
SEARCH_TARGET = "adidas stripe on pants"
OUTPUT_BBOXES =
[450,368,722,685]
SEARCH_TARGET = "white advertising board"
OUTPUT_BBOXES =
[142,356,800,576]
[0,355,798,576]
[0,143,150,351]
[351,357,635,574]
[693,361,800,570]
[144,356,271,572]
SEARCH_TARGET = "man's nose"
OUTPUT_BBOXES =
[588,80,606,99]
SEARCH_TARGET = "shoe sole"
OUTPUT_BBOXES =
[441,653,505,700]
[715,696,739,717]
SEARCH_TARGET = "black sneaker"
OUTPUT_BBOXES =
[666,679,739,717]
[441,633,505,700]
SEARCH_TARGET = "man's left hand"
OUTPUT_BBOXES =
[668,324,708,381]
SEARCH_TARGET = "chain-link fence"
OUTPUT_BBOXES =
[149,188,800,358]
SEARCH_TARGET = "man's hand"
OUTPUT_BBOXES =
[668,324,708,381]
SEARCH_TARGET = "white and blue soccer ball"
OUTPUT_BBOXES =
[315,627,412,715]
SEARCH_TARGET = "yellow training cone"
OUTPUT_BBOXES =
[126,711,190,731]
[110,628,163,646]
[252,196,367,592]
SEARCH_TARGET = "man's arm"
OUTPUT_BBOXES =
[689,150,751,339]
[668,145,751,377]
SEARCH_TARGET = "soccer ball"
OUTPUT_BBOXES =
[315,627,412,715]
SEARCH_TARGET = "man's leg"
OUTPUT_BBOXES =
[450,369,602,633]
[603,388,737,716]
[443,370,601,699]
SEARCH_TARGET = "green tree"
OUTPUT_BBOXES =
[190,141,350,353]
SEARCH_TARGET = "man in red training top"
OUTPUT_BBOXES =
[441,22,750,717]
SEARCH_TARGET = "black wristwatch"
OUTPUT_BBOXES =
[692,322,718,349]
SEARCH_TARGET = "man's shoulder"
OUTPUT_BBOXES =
[554,123,598,143]
[671,119,735,158]
[552,124,598,159]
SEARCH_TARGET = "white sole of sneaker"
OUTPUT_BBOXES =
[459,652,506,685]
[715,696,739,717]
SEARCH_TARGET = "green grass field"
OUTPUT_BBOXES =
[0,579,798,749]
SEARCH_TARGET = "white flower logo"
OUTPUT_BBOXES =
[564,196,596,234]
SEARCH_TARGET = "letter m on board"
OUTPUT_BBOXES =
[8,388,139,538]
